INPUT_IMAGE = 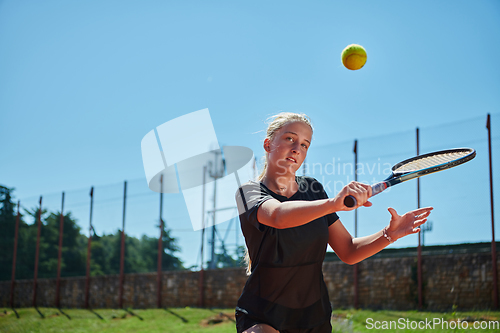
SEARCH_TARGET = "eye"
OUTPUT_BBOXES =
[286,136,294,142]
[302,144,309,149]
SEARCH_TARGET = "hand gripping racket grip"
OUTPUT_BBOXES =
[343,182,388,208]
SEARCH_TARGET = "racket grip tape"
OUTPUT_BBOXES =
[343,182,388,208]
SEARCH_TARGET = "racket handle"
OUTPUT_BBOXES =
[343,195,357,208]
[343,182,388,208]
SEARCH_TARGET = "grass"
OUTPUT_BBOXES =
[331,309,500,332]
[0,307,236,333]
[1,307,499,332]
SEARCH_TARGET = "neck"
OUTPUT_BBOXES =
[261,172,297,196]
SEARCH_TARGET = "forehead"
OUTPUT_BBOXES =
[277,121,312,139]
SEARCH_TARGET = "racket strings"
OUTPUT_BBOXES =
[393,151,471,173]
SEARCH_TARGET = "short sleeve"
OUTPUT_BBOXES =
[311,178,339,227]
[235,181,274,231]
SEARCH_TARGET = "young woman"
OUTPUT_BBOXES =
[235,113,432,333]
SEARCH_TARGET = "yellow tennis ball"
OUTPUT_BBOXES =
[341,44,367,70]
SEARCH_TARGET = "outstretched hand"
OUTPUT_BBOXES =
[386,207,433,242]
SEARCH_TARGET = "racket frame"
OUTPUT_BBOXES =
[344,148,476,207]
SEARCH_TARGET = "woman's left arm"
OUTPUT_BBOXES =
[328,206,433,265]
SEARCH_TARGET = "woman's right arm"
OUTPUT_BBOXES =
[257,181,372,229]
[258,198,335,229]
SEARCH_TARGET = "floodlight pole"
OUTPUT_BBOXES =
[208,150,224,269]
[253,157,257,180]
[421,221,433,247]
[199,166,207,307]
[157,175,164,308]
[487,113,498,309]
[416,127,423,310]
[353,140,359,309]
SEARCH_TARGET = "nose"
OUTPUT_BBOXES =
[291,142,300,154]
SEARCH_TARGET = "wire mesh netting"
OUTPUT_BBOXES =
[1,113,498,281]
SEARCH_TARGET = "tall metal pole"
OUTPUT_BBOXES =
[85,187,94,308]
[208,150,223,269]
[211,160,218,269]
[353,140,359,309]
[354,140,358,237]
[199,166,207,307]
[416,127,423,310]
[157,175,164,308]
[10,201,20,309]
[487,113,498,309]
[32,196,42,307]
[253,157,257,180]
[55,192,65,308]
[119,181,127,308]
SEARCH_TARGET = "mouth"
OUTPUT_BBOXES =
[286,157,297,163]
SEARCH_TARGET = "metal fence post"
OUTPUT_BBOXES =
[487,113,498,309]
[119,181,127,309]
[10,201,20,309]
[32,197,42,307]
[157,176,163,308]
[417,127,423,310]
[56,192,65,308]
[353,140,359,309]
[85,187,94,308]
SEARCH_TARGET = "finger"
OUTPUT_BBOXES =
[346,183,370,208]
[407,224,423,234]
[352,186,368,205]
[416,211,432,220]
[411,207,434,215]
[363,200,372,207]
[352,182,372,197]
[414,218,427,228]
[346,182,360,195]
[387,207,399,219]
[361,183,373,197]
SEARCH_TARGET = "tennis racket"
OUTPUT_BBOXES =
[344,147,476,208]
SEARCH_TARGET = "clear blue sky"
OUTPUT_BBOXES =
[2,0,499,269]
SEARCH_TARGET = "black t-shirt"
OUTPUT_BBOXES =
[235,176,339,330]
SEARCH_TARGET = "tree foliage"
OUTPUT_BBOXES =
[0,186,184,281]
[0,186,19,281]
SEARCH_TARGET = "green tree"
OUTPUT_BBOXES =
[86,223,184,276]
[1,185,185,280]
[0,186,19,281]
[88,233,109,276]
[21,205,57,279]
[139,223,184,272]
[15,204,46,280]
[104,231,150,274]
[206,246,246,269]
[14,206,87,280]
[43,212,87,278]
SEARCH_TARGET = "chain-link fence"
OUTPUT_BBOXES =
[0,113,498,307]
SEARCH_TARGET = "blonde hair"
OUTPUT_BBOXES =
[257,112,314,181]
[244,112,313,275]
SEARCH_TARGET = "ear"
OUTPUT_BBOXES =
[263,138,271,153]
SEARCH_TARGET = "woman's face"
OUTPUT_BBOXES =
[265,121,312,176]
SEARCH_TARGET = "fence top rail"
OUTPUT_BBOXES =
[324,242,500,261]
